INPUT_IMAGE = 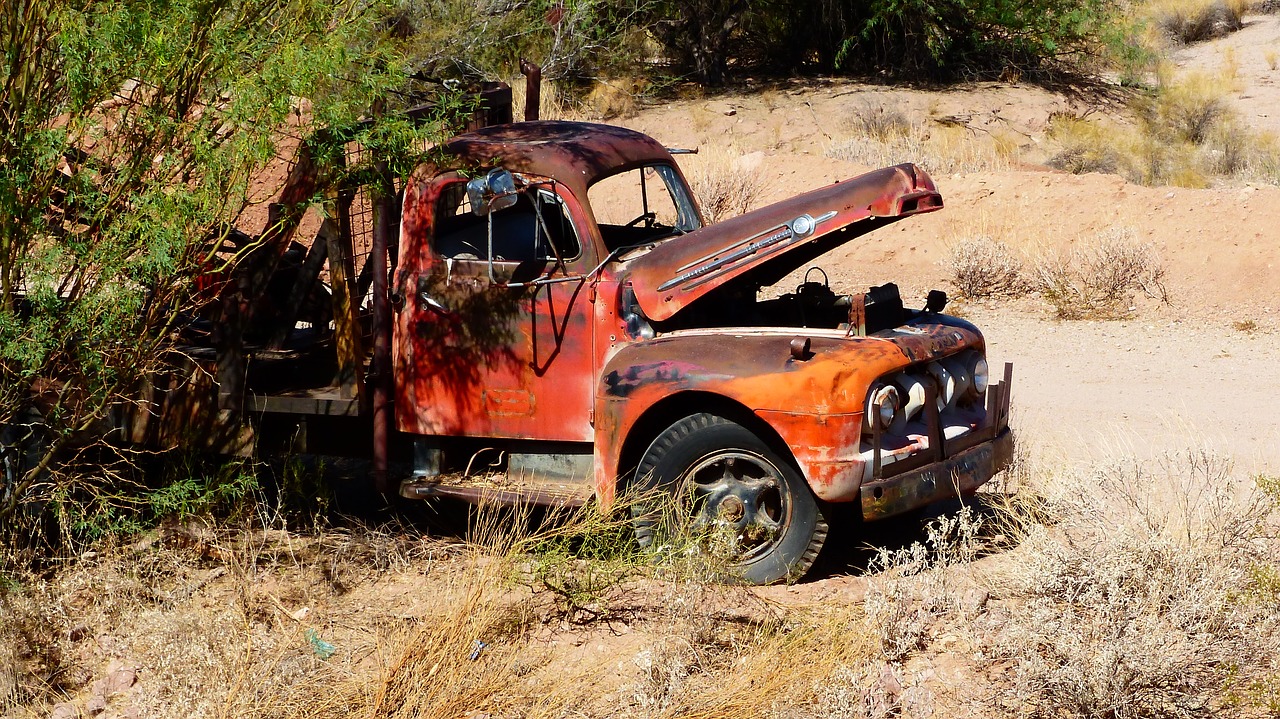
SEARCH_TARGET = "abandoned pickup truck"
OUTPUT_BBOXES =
[100,95,1011,584]
[388,120,1013,583]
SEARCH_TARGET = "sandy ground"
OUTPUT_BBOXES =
[607,17,1280,474]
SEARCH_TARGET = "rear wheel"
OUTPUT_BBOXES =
[631,413,827,584]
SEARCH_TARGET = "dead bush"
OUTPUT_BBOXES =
[1032,227,1168,319]
[949,236,1028,299]
[863,507,984,662]
[848,102,913,142]
[1046,115,1128,175]
[984,452,1280,719]
[827,121,1007,176]
[1149,0,1246,44]
[686,148,767,223]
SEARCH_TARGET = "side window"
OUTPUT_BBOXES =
[588,164,701,250]
[431,181,581,263]
[532,189,581,262]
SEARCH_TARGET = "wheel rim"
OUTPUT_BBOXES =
[678,450,788,562]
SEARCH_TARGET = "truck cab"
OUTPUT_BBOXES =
[394,121,1014,584]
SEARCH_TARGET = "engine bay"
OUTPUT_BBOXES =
[649,266,940,337]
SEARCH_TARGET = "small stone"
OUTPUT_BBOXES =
[960,588,990,617]
[98,660,138,696]
[49,702,78,719]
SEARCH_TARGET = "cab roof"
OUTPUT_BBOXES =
[440,121,675,195]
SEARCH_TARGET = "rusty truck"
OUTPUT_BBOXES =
[115,81,1013,584]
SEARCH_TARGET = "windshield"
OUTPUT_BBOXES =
[588,163,701,251]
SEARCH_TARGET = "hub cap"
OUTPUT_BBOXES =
[679,450,787,560]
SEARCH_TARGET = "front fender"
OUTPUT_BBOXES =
[591,330,914,505]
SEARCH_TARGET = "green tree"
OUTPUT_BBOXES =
[0,0,447,556]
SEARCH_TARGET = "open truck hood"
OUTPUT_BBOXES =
[626,164,942,322]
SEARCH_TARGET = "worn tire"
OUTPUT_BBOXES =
[631,413,827,585]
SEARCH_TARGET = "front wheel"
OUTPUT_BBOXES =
[630,413,828,584]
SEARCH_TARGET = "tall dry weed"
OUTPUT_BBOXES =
[948,235,1029,299]
[827,103,1007,176]
[684,148,768,223]
[1148,0,1247,44]
[1032,227,1169,319]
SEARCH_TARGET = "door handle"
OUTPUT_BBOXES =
[418,292,452,316]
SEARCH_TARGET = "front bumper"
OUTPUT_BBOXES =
[858,361,1014,520]
[860,426,1014,520]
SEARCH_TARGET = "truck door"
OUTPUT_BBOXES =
[394,174,597,442]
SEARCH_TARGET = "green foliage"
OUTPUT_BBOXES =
[48,455,260,543]
[390,0,653,84]
[0,0,460,561]
[649,0,1119,84]
[854,0,1113,77]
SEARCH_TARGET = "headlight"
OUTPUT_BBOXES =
[970,352,989,397]
[895,373,929,424]
[926,362,954,409]
[941,357,972,402]
[863,384,900,433]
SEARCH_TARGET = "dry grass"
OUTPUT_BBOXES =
[1152,70,1229,144]
[1046,68,1280,188]
[948,235,1030,299]
[1032,227,1169,319]
[1046,114,1133,176]
[1147,0,1248,44]
[684,147,768,223]
[982,451,1280,718]
[4,450,1277,719]
[826,103,1008,176]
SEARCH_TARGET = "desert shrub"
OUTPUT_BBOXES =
[1149,71,1229,144]
[848,102,913,142]
[685,149,768,222]
[1032,227,1168,319]
[987,453,1280,719]
[863,508,984,662]
[647,0,1121,84]
[1148,0,1247,44]
[949,236,1029,299]
[827,120,1008,176]
[1044,70,1280,187]
[393,0,651,85]
[1046,114,1130,175]
[839,0,1119,80]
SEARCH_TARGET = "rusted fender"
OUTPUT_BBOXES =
[626,164,941,322]
[591,320,981,506]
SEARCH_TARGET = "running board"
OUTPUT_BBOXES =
[399,477,592,508]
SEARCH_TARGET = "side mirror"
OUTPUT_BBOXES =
[467,168,518,215]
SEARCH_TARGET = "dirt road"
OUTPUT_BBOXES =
[974,306,1280,473]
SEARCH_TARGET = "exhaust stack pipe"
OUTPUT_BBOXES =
[519,59,542,121]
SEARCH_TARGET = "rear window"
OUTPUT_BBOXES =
[432,182,581,263]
